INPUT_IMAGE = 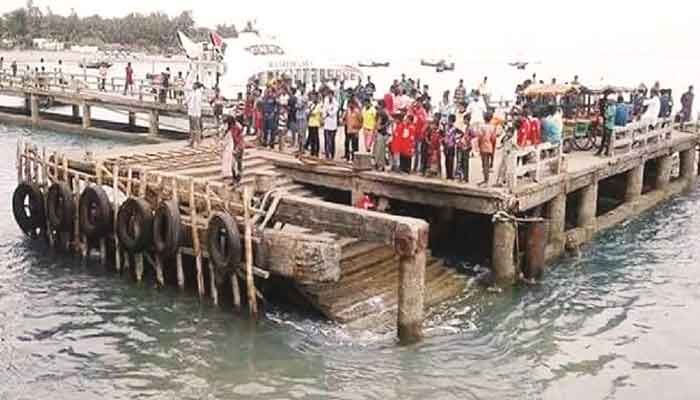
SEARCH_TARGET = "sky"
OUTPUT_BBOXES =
[2,0,699,60]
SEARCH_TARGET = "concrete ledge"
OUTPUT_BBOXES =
[0,110,169,144]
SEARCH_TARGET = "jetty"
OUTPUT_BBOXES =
[5,65,700,342]
[0,66,208,142]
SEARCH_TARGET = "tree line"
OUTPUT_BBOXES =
[0,0,245,52]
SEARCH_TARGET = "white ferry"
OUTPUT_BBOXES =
[179,30,362,98]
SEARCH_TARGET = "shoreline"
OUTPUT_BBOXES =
[0,49,187,66]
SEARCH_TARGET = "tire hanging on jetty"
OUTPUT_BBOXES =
[12,182,46,238]
[152,200,182,258]
[47,183,75,231]
[79,185,113,240]
[206,212,242,271]
[117,198,153,253]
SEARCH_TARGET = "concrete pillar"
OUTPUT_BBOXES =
[128,111,136,127]
[624,165,644,202]
[398,249,426,344]
[81,103,91,129]
[30,94,39,126]
[654,155,672,189]
[492,219,516,285]
[71,104,80,120]
[396,223,428,344]
[577,182,598,235]
[680,148,697,183]
[546,193,566,255]
[350,178,363,206]
[149,110,159,135]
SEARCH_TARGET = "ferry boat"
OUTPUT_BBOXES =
[179,30,363,98]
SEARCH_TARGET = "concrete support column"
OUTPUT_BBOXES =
[577,182,598,236]
[149,110,159,135]
[350,178,363,206]
[624,165,644,202]
[680,148,697,184]
[654,155,673,189]
[546,193,566,255]
[30,94,39,126]
[396,224,428,344]
[81,103,91,129]
[128,111,136,127]
[71,104,80,120]
[492,219,516,285]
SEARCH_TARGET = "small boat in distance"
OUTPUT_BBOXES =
[358,60,390,68]
[420,58,455,73]
[79,58,113,69]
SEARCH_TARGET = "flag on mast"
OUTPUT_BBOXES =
[209,31,224,49]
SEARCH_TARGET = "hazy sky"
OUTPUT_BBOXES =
[2,0,698,60]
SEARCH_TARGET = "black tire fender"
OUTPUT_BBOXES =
[47,182,74,231]
[152,200,182,257]
[79,185,113,240]
[117,197,153,252]
[206,212,242,270]
[12,182,46,238]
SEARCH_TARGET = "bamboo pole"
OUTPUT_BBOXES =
[74,175,87,264]
[31,145,39,184]
[16,139,23,183]
[154,175,165,287]
[243,187,258,319]
[96,161,107,267]
[112,163,121,272]
[24,143,31,183]
[205,182,218,305]
[190,179,205,299]
[231,273,241,311]
[174,177,184,290]
[123,168,133,273]
[41,147,48,187]
[134,171,147,282]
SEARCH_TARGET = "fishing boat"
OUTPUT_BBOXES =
[420,57,455,73]
[358,60,390,68]
[79,60,113,69]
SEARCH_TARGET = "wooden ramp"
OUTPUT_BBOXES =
[77,140,468,329]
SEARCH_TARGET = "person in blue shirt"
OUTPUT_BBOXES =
[614,95,629,126]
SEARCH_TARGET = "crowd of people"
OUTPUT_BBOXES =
[220,74,506,186]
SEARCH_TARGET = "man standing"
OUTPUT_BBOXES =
[478,76,490,105]
[374,100,391,171]
[186,82,204,148]
[681,86,694,126]
[344,100,363,161]
[323,95,339,160]
[124,62,134,96]
[596,95,616,157]
[454,79,467,106]
[361,99,377,152]
[477,116,497,185]
[11,60,18,77]
[262,88,278,148]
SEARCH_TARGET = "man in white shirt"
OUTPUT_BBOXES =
[186,82,204,147]
[642,94,660,128]
[467,95,486,126]
[323,95,339,159]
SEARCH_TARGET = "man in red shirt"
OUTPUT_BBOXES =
[123,62,134,96]
[517,114,531,147]
[410,101,428,173]
[383,89,395,116]
[528,112,542,145]
[478,115,498,185]
[392,114,416,173]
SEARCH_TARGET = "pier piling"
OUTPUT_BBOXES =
[545,193,566,257]
[30,94,39,126]
[577,182,598,238]
[655,155,673,189]
[625,165,644,202]
[81,103,91,129]
[680,148,697,183]
[492,218,516,285]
